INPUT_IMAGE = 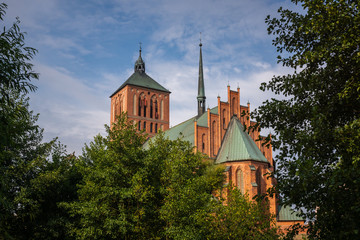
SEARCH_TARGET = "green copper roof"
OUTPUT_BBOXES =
[110,71,170,97]
[163,106,219,141]
[110,48,170,97]
[196,111,208,127]
[145,106,219,146]
[278,205,304,221]
[215,116,268,164]
[163,117,196,144]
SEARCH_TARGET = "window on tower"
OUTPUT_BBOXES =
[155,99,158,119]
[144,98,147,117]
[150,99,153,118]
[143,121,146,130]
[161,100,164,120]
[150,123,153,132]
[138,96,142,116]
[133,94,137,115]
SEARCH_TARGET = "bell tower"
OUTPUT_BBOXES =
[110,45,171,137]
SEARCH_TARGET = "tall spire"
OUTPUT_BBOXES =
[134,42,145,73]
[197,33,206,116]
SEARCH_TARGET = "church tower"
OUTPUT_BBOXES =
[110,46,171,137]
[197,40,206,117]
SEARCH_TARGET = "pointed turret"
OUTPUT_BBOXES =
[197,39,206,116]
[134,44,145,73]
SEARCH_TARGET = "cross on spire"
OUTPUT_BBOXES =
[199,32,202,47]
[135,42,145,73]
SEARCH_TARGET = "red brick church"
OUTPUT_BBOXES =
[110,43,304,232]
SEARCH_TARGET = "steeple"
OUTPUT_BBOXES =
[197,35,206,116]
[134,43,145,73]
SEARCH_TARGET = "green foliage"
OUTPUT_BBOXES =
[11,142,81,240]
[0,91,46,239]
[204,186,279,240]
[0,3,38,106]
[152,135,225,240]
[63,114,150,240]
[0,4,78,239]
[65,113,279,239]
[253,0,360,239]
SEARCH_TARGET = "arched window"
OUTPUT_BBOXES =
[155,123,158,133]
[150,99,153,118]
[161,100,164,120]
[115,98,119,117]
[143,97,147,117]
[232,97,236,116]
[138,121,141,130]
[143,121,146,130]
[202,133,206,152]
[133,94,137,115]
[138,95,142,116]
[236,168,244,194]
[154,99,158,119]
[212,120,217,156]
[112,104,115,122]
[256,167,262,195]
[150,123,153,132]
[222,109,226,129]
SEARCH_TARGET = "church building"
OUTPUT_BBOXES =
[110,43,305,232]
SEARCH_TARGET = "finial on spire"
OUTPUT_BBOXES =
[199,32,202,47]
[135,43,145,73]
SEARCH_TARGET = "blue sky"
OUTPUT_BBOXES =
[3,0,298,155]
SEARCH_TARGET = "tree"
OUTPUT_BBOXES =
[0,3,38,104]
[12,142,81,240]
[203,186,278,240]
[151,134,225,240]
[65,113,279,239]
[253,0,360,239]
[0,4,78,239]
[64,114,223,239]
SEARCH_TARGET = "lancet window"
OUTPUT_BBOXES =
[236,168,244,194]
[202,133,206,152]
[256,167,262,195]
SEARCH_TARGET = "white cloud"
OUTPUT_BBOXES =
[29,63,109,154]
[4,0,297,154]
[40,36,91,55]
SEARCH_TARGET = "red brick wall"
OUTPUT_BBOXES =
[110,85,170,137]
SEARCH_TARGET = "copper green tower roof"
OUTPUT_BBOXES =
[110,46,170,97]
[216,116,268,164]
